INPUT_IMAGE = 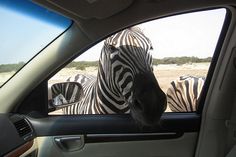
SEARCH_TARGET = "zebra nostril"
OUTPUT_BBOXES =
[134,99,143,110]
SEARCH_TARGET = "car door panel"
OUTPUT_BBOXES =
[37,133,197,157]
[28,114,200,136]
[28,113,200,156]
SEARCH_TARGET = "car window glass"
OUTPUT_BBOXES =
[48,8,226,115]
[0,0,71,87]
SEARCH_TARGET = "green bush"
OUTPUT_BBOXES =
[0,57,211,73]
[66,61,98,70]
[0,62,25,73]
[153,57,211,65]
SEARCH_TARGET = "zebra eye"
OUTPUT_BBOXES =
[110,50,120,59]
[109,45,117,51]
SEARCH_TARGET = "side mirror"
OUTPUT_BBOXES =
[48,82,84,111]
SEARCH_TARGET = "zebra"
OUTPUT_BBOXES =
[63,27,167,126]
[166,75,205,112]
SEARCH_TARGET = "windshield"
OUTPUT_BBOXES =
[0,0,71,87]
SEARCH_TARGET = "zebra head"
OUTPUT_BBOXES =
[99,27,167,126]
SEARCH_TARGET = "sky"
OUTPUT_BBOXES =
[0,5,226,64]
[0,1,71,64]
[77,9,226,61]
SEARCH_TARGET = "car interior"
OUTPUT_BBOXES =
[0,0,236,157]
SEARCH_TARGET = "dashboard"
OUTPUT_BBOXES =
[0,114,37,157]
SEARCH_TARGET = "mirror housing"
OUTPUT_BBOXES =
[48,82,84,111]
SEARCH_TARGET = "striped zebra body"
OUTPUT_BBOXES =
[167,75,205,112]
[64,74,99,114]
[62,27,167,126]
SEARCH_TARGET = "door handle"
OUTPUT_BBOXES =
[54,135,84,152]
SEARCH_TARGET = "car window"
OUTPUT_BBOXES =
[48,8,226,115]
[0,0,71,87]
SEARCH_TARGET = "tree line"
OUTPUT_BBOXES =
[152,56,212,65]
[0,62,25,73]
[0,57,211,72]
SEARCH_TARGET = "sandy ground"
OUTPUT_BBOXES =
[0,71,15,86]
[47,63,209,114]
[48,66,98,84]
[154,63,208,93]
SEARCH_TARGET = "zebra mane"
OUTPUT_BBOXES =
[104,27,152,50]
[128,26,143,34]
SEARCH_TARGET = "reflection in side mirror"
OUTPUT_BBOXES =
[48,82,84,111]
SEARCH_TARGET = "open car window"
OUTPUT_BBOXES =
[0,0,71,87]
[48,8,226,115]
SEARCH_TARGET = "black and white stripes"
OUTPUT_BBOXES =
[62,27,167,126]
[167,75,205,112]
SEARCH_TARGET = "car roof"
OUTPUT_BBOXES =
[34,0,233,41]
